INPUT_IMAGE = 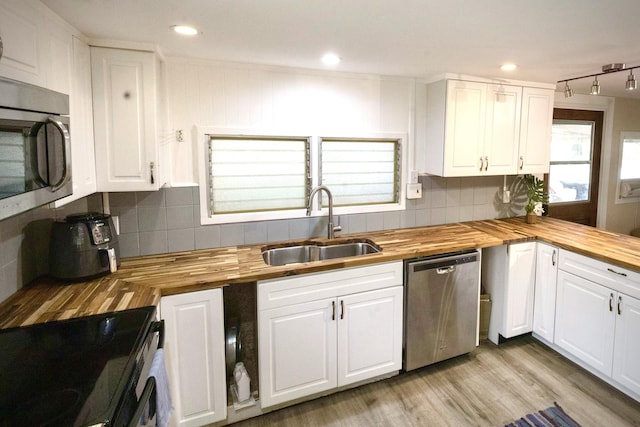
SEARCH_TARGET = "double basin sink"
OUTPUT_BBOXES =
[262,239,381,266]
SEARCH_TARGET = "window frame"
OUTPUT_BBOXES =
[197,128,407,225]
[616,131,640,204]
[548,119,595,205]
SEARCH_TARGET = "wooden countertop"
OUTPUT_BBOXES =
[2,216,640,329]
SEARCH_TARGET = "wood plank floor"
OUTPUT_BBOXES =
[232,335,640,426]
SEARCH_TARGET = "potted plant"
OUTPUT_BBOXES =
[523,174,549,224]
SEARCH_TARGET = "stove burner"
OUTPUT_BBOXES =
[7,388,81,427]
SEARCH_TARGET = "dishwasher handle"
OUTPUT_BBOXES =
[408,251,479,274]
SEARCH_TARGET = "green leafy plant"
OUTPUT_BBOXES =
[523,174,549,215]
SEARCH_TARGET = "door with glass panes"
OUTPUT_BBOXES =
[545,109,603,226]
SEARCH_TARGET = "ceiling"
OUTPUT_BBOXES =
[42,0,640,99]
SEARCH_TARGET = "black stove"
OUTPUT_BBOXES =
[0,306,160,427]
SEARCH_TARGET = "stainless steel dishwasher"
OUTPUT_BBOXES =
[404,250,481,371]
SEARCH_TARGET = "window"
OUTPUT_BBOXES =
[320,138,400,206]
[207,135,309,215]
[548,120,594,203]
[199,130,406,224]
[618,132,640,202]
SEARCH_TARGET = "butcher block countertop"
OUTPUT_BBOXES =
[2,216,640,328]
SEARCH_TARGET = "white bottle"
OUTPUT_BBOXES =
[233,362,251,402]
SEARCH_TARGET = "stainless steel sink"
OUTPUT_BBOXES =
[262,240,381,266]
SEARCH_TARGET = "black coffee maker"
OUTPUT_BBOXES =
[50,212,121,281]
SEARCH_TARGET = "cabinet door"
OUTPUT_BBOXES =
[503,242,536,338]
[613,293,640,396]
[443,80,487,176]
[0,0,46,87]
[533,243,558,342]
[91,47,160,191]
[259,298,337,408]
[518,87,554,174]
[160,289,227,426]
[53,36,97,207]
[483,84,521,175]
[44,16,72,95]
[555,271,615,376]
[337,286,403,387]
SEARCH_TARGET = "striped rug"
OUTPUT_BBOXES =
[505,402,581,427]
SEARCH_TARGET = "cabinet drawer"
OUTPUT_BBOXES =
[258,261,403,310]
[558,250,640,300]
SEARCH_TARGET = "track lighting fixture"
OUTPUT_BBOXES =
[564,81,573,98]
[558,63,640,96]
[590,76,600,95]
[627,70,637,91]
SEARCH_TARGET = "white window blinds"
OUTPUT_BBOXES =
[208,136,309,214]
[320,138,400,206]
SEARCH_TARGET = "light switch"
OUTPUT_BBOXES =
[407,183,422,199]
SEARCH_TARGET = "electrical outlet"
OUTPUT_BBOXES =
[502,190,510,204]
[407,183,422,199]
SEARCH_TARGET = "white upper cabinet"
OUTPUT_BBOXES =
[517,87,554,174]
[484,83,522,175]
[0,0,47,87]
[91,46,167,191]
[420,76,554,177]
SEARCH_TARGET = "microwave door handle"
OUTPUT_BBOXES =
[47,117,71,192]
[29,123,49,187]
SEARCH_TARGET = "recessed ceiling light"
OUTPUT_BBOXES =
[500,63,517,72]
[171,25,199,36]
[322,53,341,66]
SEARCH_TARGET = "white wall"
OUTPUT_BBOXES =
[165,58,416,186]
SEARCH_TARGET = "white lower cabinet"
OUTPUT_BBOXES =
[483,242,536,343]
[338,287,403,386]
[553,250,640,399]
[554,270,616,375]
[259,297,338,406]
[532,243,558,342]
[612,293,640,395]
[258,262,403,409]
[160,288,227,426]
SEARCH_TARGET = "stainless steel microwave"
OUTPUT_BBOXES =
[0,77,72,221]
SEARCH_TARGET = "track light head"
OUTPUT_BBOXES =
[626,70,637,91]
[590,76,600,95]
[564,81,573,98]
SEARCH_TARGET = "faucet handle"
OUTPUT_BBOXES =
[333,225,342,233]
